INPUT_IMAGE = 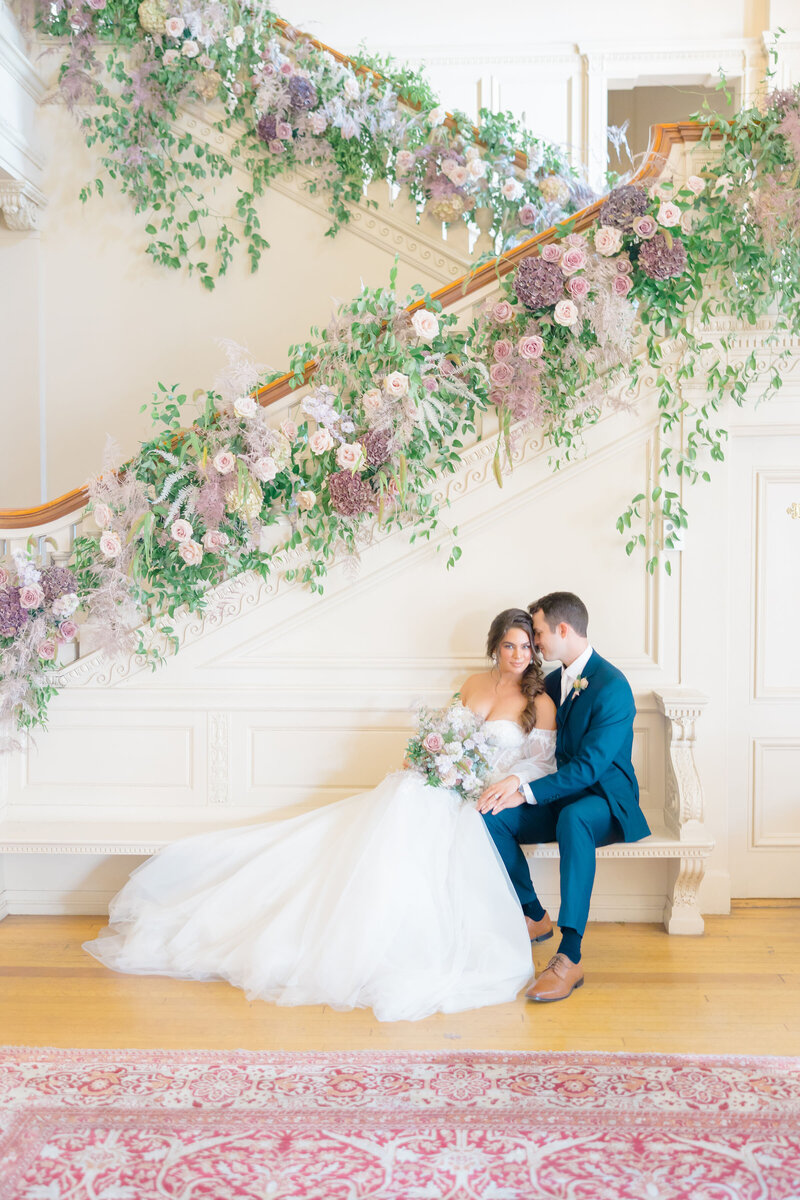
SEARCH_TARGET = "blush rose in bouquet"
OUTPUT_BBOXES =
[404,701,497,801]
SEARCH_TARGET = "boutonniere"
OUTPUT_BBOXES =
[571,676,589,700]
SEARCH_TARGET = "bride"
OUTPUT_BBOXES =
[85,608,558,1022]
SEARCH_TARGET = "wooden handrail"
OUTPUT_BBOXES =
[0,121,716,530]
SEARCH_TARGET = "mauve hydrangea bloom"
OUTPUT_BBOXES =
[513,256,564,310]
[767,88,799,115]
[256,113,278,145]
[41,566,78,602]
[327,470,375,517]
[599,184,650,231]
[361,428,392,466]
[288,76,317,111]
[0,588,28,638]
[638,233,688,280]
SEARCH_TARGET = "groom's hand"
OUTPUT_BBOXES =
[477,775,524,815]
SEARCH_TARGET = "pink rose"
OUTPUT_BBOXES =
[58,620,78,642]
[37,639,57,661]
[395,149,416,176]
[493,339,513,361]
[467,158,487,180]
[276,122,292,140]
[492,301,513,323]
[361,389,383,414]
[449,165,468,187]
[657,201,682,228]
[518,203,537,226]
[680,209,695,235]
[163,49,180,66]
[560,246,587,275]
[93,502,112,529]
[181,39,199,58]
[296,490,316,511]
[566,275,590,299]
[0,567,9,588]
[633,214,657,239]
[309,112,327,135]
[99,531,122,559]
[517,335,544,360]
[269,140,284,154]
[594,225,623,256]
[686,175,705,196]
[232,81,244,97]
[423,732,444,753]
[280,419,298,442]
[616,256,633,275]
[234,395,257,419]
[178,539,204,567]
[213,450,236,475]
[565,233,587,248]
[541,243,562,263]
[164,16,184,36]
[253,456,278,482]
[309,428,333,455]
[411,309,440,341]
[489,362,514,387]
[501,177,524,202]
[553,299,579,326]
[198,53,213,69]
[336,442,365,470]
[488,389,506,407]
[612,274,633,297]
[170,519,193,543]
[202,529,230,551]
[384,371,409,398]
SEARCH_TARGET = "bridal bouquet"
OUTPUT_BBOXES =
[405,702,497,801]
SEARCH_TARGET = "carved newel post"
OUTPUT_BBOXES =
[653,689,713,935]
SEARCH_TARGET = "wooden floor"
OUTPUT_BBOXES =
[1,904,798,1055]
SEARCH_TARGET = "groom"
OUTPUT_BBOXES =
[478,591,650,1002]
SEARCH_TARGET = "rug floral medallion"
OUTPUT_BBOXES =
[1,1048,798,1199]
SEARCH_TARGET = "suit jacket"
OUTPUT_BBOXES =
[515,650,650,843]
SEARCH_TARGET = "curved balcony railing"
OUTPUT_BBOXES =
[0,121,713,532]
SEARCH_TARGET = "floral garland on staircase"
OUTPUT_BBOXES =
[1,87,800,739]
[32,0,588,288]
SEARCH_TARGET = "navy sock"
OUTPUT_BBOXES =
[557,927,582,963]
[523,898,547,923]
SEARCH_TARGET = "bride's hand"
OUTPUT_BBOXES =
[476,775,524,815]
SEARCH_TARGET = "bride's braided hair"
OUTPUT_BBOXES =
[486,608,546,732]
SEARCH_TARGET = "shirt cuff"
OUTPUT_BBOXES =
[519,782,535,805]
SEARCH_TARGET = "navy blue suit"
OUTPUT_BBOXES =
[482,650,650,935]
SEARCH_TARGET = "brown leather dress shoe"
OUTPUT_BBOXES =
[524,913,554,943]
[525,953,584,1002]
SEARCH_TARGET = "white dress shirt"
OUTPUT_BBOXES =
[518,645,594,804]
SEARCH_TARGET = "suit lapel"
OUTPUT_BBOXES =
[560,650,599,732]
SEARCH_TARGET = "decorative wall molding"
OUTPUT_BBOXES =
[207,712,231,805]
[0,177,45,230]
[750,737,800,849]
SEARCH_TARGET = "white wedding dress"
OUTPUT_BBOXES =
[84,715,557,1022]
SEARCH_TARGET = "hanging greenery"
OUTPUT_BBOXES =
[33,0,589,288]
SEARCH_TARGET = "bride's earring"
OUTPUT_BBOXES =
[492,653,498,666]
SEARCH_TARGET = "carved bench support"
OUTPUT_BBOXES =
[664,856,707,934]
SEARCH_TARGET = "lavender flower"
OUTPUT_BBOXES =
[599,184,649,231]
[513,256,565,310]
[0,588,28,638]
[638,233,688,280]
[327,470,375,517]
[41,566,78,602]
[256,113,278,145]
[288,76,317,112]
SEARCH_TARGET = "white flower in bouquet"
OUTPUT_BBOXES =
[404,701,497,802]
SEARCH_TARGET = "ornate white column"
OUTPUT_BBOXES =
[653,688,713,934]
[0,179,45,231]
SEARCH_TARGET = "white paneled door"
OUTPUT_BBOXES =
[729,432,800,896]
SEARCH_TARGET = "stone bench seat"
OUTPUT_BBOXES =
[0,818,714,934]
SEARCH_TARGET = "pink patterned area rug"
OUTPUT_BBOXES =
[1,1048,799,1200]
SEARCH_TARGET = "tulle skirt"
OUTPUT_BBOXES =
[84,770,533,1022]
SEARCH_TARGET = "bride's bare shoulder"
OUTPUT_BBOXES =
[459,672,492,702]
[534,690,557,730]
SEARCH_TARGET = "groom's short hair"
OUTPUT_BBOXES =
[529,592,589,637]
